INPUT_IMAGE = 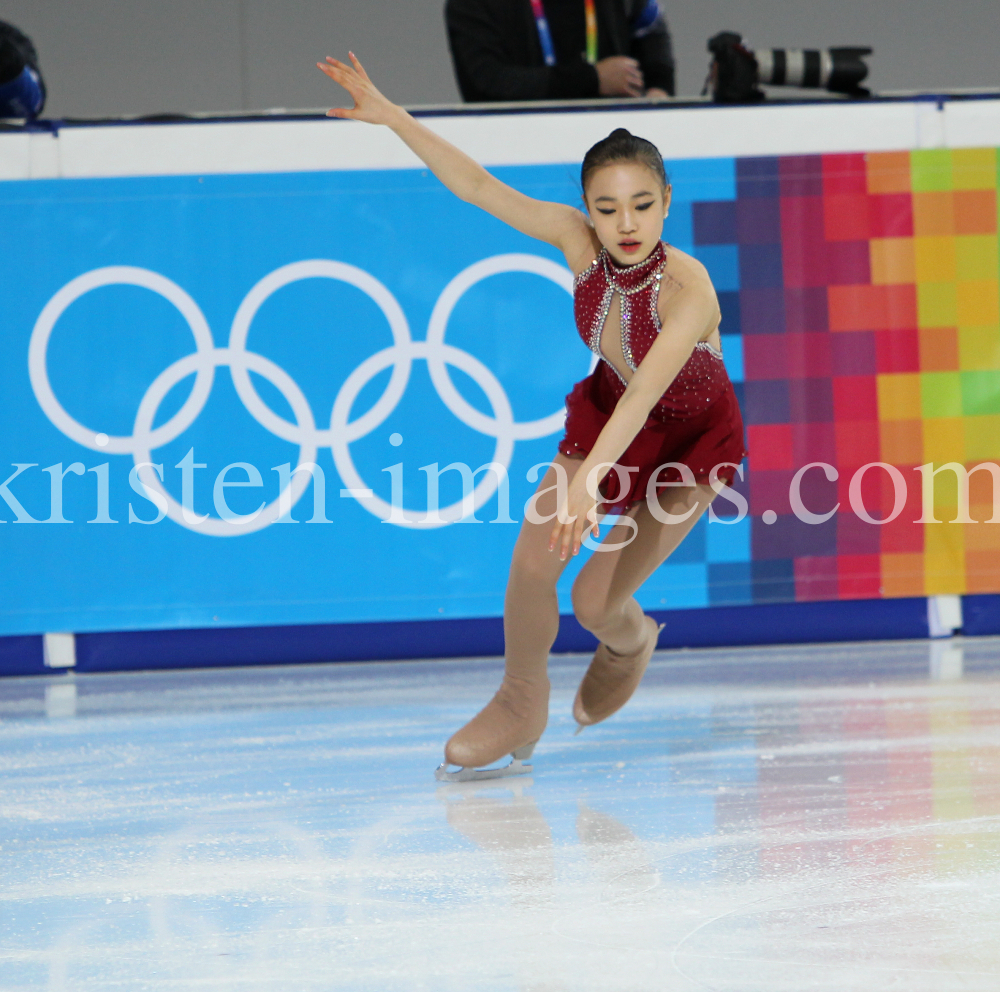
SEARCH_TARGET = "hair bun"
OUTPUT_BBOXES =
[580,128,669,193]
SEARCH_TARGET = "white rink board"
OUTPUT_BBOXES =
[2,96,1000,182]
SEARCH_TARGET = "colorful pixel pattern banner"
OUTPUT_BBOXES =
[700,149,999,606]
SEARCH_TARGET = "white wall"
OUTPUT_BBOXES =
[2,0,998,119]
[6,98,1000,184]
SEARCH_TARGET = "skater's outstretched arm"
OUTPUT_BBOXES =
[317,54,596,271]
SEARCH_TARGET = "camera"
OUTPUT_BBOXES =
[706,31,871,104]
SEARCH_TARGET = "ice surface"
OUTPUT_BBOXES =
[2,638,1000,991]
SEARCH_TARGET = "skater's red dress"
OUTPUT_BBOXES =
[559,240,746,511]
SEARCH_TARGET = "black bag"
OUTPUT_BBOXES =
[0,20,46,118]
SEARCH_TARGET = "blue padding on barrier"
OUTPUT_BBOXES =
[0,635,47,676]
[960,595,1000,636]
[56,595,931,674]
[648,596,929,648]
[74,618,508,672]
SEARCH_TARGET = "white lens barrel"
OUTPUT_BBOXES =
[755,49,774,82]
[784,49,805,87]
[820,49,834,87]
[754,48,834,89]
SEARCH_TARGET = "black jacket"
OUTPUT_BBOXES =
[445,0,675,102]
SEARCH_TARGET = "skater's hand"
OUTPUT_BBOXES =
[549,476,601,561]
[317,52,401,126]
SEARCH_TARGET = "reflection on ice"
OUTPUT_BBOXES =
[44,679,76,719]
[1,636,1000,990]
[930,638,964,680]
[439,780,556,900]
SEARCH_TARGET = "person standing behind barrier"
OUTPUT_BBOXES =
[445,0,675,102]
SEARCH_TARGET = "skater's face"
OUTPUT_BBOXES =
[584,161,671,266]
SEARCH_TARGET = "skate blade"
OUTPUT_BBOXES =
[434,756,533,783]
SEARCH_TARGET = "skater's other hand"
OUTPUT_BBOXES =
[549,477,600,561]
[317,52,400,126]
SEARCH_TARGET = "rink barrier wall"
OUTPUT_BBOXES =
[3,94,1000,653]
[7,594,1000,676]
[4,93,1000,181]
[0,635,46,677]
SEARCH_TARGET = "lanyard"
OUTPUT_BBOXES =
[529,0,557,66]
[530,0,598,67]
[584,0,597,64]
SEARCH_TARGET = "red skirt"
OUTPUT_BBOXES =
[558,369,747,512]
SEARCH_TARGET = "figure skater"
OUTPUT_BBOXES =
[317,54,745,782]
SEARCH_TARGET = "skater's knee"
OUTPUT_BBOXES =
[571,581,614,635]
[509,540,558,590]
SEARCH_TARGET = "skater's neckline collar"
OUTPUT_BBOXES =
[601,241,666,288]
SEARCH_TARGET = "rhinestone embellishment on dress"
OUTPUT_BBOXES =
[572,240,730,418]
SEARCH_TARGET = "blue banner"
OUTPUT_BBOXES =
[0,161,743,635]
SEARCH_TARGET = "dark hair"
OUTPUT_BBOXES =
[580,128,669,194]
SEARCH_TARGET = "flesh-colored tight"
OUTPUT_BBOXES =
[503,453,717,681]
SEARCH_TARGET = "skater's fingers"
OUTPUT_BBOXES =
[326,107,358,119]
[319,60,361,93]
[321,57,348,75]
[317,62,350,86]
[348,51,372,82]
[325,56,353,75]
[551,520,566,559]
[563,521,578,560]
[556,503,576,525]
[559,525,572,560]
[549,519,569,556]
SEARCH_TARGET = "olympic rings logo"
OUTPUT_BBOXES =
[29,256,580,536]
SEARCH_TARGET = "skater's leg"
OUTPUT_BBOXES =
[502,454,585,680]
[440,454,582,774]
[569,482,716,726]
[572,482,716,650]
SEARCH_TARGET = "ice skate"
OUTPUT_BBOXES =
[573,616,662,730]
[435,673,549,782]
